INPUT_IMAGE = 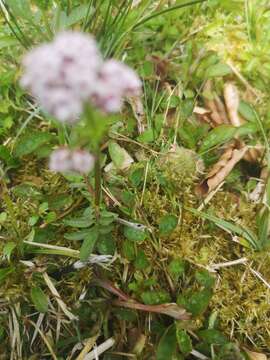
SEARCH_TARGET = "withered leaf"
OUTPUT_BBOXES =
[244,348,267,360]
[224,82,242,127]
[203,80,224,126]
[113,300,190,320]
[128,95,145,134]
[197,144,248,196]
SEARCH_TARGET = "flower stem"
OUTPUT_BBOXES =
[94,146,101,219]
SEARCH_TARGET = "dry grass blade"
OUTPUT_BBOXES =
[27,318,58,360]
[83,337,116,360]
[128,95,146,134]
[9,305,22,360]
[113,300,190,320]
[43,272,78,321]
[94,278,190,320]
[244,348,267,360]
[75,333,100,360]
[23,241,80,258]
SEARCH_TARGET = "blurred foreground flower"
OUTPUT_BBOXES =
[21,31,141,122]
[91,60,142,113]
[49,148,95,174]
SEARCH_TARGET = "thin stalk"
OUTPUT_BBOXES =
[133,0,207,29]
[94,146,101,218]
[0,3,28,49]
[3,3,32,47]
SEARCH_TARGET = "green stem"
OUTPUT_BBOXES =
[133,0,207,29]
[94,146,101,219]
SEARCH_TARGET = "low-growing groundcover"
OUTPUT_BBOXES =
[1,0,270,359]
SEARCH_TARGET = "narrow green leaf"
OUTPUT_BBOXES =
[176,329,192,355]
[134,0,207,28]
[199,125,236,153]
[205,63,232,78]
[80,228,99,261]
[235,122,258,137]
[0,267,14,283]
[14,132,54,157]
[187,207,259,250]
[64,4,92,28]
[238,101,257,122]
[63,209,94,228]
[31,287,48,313]
[64,229,93,241]
[157,325,177,360]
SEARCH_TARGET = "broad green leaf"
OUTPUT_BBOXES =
[134,250,149,270]
[159,214,178,235]
[108,141,134,170]
[124,226,147,242]
[176,329,192,355]
[178,289,212,316]
[141,290,171,305]
[238,101,257,122]
[137,129,155,143]
[195,270,215,289]
[31,287,48,313]
[168,259,186,281]
[205,63,232,78]
[157,325,177,360]
[80,228,98,261]
[199,125,236,153]
[14,132,54,157]
[198,329,228,345]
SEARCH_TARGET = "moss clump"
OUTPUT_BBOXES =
[157,146,204,188]
[140,177,270,353]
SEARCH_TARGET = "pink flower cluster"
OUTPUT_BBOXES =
[49,148,95,174]
[21,31,141,123]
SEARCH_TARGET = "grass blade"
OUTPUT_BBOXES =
[133,0,207,29]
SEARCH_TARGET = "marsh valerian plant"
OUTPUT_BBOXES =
[20,31,142,254]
